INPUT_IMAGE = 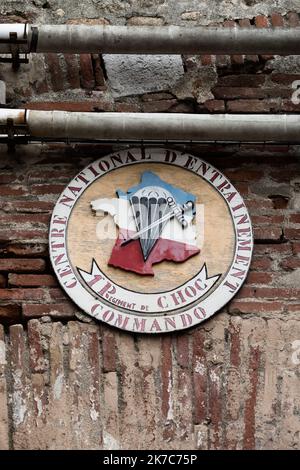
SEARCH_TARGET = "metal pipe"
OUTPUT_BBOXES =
[0,23,26,41]
[0,108,26,125]
[0,109,300,142]
[0,23,27,53]
[0,24,300,55]
[0,137,298,146]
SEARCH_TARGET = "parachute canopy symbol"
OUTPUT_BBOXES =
[129,186,173,261]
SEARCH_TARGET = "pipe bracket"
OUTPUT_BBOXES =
[29,26,38,53]
[1,116,28,152]
[0,26,29,70]
[6,118,16,153]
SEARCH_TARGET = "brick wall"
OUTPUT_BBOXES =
[0,2,300,450]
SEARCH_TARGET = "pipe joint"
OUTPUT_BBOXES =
[0,23,29,70]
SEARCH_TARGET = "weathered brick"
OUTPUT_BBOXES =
[80,54,95,89]
[27,320,47,373]
[285,228,300,240]
[44,288,67,302]
[270,169,298,182]
[63,321,102,447]
[9,324,31,448]
[176,366,193,442]
[0,213,50,225]
[0,325,9,449]
[0,200,54,213]
[230,54,244,65]
[213,87,267,99]
[47,322,72,446]
[136,335,161,429]
[142,92,175,102]
[0,259,46,272]
[271,13,284,27]
[281,100,300,112]
[116,334,139,448]
[169,101,194,113]
[161,335,173,440]
[269,195,289,210]
[102,370,119,447]
[292,242,300,255]
[176,334,190,368]
[237,286,300,300]
[246,199,274,212]
[0,229,47,242]
[252,215,284,225]
[224,169,264,182]
[228,319,241,369]
[127,16,164,25]
[288,304,300,313]
[31,184,65,195]
[35,78,48,95]
[201,55,213,65]
[208,363,223,449]
[22,303,77,319]
[0,288,47,301]
[101,328,117,372]
[64,54,80,89]
[92,54,106,88]
[142,99,177,113]
[243,346,261,449]
[25,101,112,112]
[254,226,283,241]
[26,168,76,183]
[287,12,300,26]
[0,185,27,197]
[217,74,266,87]
[231,181,249,195]
[227,99,273,113]
[192,328,207,425]
[66,18,109,25]
[86,326,102,440]
[0,172,19,184]
[206,317,226,450]
[271,73,300,85]
[254,244,292,256]
[216,55,229,67]
[8,274,58,287]
[246,272,273,285]
[204,99,225,112]
[280,257,300,271]
[255,15,269,28]
[249,258,272,271]
[0,274,6,288]
[115,102,140,112]
[45,53,65,92]
[0,242,48,257]
[229,300,284,314]
[181,11,201,21]
[0,305,21,325]
[289,214,300,224]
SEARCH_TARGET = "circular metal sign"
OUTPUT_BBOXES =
[50,148,253,333]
